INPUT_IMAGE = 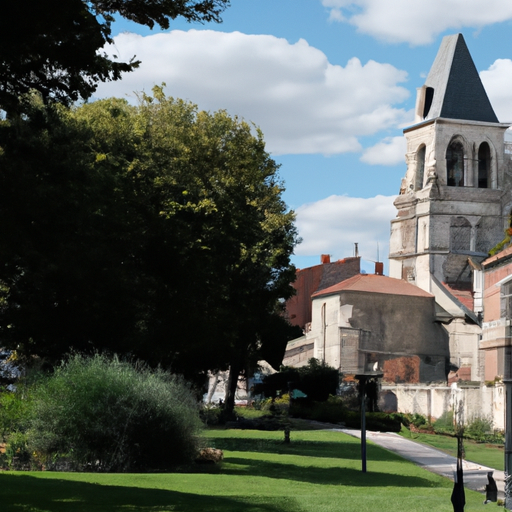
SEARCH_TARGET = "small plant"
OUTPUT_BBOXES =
[465,415,502,443]
[401,413,430,431]
[465,415,491,439]
[433,410,455,435]
[200,404,222,426]
[4,431,32,470]
[410,413,428,428]
[0,386,33,441]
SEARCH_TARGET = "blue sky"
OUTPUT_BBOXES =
[95,0,512,273]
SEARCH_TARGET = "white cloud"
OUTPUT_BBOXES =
[480,59,512,123]
[322,0,512,45]
[95,30,410,155]
[360,136,406,165]
[294,194,396,261]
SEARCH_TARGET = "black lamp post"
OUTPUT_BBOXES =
[355,371,383,473]
[505,374,512,510]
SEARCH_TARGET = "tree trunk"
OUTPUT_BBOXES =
[206,372,220,404]
[224,359,242,416]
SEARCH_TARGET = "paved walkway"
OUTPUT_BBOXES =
[337,428,505,500]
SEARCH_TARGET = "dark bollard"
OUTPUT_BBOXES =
[284,426,290,444]
[484,471,498,504]
[451,436,465,512]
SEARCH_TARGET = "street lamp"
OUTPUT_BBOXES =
[355,370,383,473]
[505,372,512,509]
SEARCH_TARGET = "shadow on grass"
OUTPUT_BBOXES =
[207,437,407,463]
[222,456,443,488]
[0,473,304,512]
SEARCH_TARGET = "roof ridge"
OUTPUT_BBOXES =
[312,273,433,298]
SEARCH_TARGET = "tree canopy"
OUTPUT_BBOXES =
[0,89,299,389]
[0,0,230,112]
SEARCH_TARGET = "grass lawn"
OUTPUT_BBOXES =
[400,428,504,470]
[1,429,489,512]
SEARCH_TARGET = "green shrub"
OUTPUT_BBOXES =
[464,415,504,443]
[401,413,429,429]
[25,354,202,472]
[289,395,402,431]
[337,384,359,410]
[290,397,346,424]
[465,415,491,440]
[433,410,455,435]
[255,359,339,402]
[343,411,402,432]
[233,406,267,420]
[298,359,339,402]
[4,431,32,470]
[200,404,223,426]
[0,387,33,441]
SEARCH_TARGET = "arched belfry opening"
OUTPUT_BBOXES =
[478,142,490,189]
[416,145,426,190]
[446,140,465,187]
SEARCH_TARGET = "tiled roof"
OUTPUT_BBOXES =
[312,274,433,298]
[440,282,474,311]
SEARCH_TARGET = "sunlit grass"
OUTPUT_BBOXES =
[1,429,488,512]
[400,428,504,470]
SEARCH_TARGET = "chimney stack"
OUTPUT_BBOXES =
[375,262,384,275]
[321,254,331,264]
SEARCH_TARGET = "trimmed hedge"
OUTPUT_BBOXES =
[289,396,403,432]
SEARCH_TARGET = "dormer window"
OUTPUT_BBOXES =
[423,87,434,119]
[446,141,464,187]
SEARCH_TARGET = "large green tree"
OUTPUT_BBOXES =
[0,90,300,396]
[0,0,229,112]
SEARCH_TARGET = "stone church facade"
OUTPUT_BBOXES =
[389,33,512,386]
[282,34,512,427]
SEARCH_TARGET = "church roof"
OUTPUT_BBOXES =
[422,33,498,123]
[312,273,433,298]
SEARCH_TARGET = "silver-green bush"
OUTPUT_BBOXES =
[26,354,202,471]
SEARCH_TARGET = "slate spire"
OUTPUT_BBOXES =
[421,33,498,123]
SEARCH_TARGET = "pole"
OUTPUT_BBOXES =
[361,376,367,473]
[505,377,512,510]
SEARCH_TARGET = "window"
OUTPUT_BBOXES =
[478,142,490,189]
[446,141,464,187]
[416,145,426,190]
[501,280,512,319]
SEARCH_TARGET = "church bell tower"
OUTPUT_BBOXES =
[389,33,511,293]
[389,34,512,381]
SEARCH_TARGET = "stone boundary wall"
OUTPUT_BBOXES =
[381,383,505,430]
